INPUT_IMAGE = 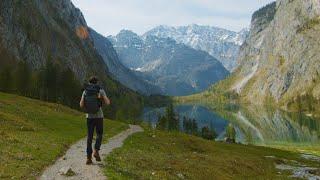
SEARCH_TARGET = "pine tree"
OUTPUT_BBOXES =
[43,60,59,101]
[15,61,31,96]
[0,65,13,92]
[166,104,179,131]
[201,126,216,140]
[157,115,168,130]
[191,119,198,135]
[59,68,81,107]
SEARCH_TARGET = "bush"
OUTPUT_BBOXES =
[201,126,217,140]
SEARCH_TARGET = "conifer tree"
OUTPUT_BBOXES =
[15,61,31,96]
[0,65,13,92]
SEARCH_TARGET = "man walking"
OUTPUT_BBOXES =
[80,76,111,165]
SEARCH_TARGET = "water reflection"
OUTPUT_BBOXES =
[142,104,320,146]
[143,105,229,137]
[224,106,320,145]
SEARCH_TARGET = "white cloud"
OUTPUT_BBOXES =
[71,0,275,36]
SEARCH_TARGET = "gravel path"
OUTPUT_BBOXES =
[40,125,143,180]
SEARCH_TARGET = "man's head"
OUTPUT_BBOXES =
[89,76,98,84]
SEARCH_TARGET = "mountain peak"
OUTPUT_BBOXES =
[117,29,139,37]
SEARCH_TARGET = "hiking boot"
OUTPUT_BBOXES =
[93,150,101,162]
[86,156,93,165]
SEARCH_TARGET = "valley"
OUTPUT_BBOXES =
[1,92,320,179]
[1,0,320,179]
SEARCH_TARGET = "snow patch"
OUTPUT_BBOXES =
[135,59,163,72]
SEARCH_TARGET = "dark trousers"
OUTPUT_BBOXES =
[86,118,103,157]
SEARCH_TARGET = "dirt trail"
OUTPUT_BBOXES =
[40,125,143,180]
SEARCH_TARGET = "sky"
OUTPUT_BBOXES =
[71,0,275,36]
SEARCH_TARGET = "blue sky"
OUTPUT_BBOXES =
[71,0,275,36]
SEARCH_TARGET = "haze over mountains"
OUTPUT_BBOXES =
[108,30,229,96]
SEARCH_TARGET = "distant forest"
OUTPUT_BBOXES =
[0,49,144,121]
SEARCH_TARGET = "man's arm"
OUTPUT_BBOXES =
[80,91,85,108]
[102,95,111,105]
[99,89,111,105]
[80,96,85,108]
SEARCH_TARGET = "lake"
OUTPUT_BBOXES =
[142,104,320,150]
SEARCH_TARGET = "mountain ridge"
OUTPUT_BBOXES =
[108,30,229,96]
[143,24,249,71]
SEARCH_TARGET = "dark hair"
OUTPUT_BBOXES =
[89,76,98,84]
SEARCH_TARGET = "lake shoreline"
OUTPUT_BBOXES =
[142,103,320,156]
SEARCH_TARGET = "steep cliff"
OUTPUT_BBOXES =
[0,0,144,118]
[0,0,108,80]
[219,0,320,106]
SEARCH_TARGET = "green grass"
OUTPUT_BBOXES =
[105,127,320,180]
[0,92,128,179]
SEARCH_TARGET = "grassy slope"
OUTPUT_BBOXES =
[105,127,320,180]
[0,92,128,179]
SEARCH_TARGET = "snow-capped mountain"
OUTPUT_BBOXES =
[89,28,161,95]
[108,30,229,96]
[144,24,249,71]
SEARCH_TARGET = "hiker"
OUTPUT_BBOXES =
[80,76,111,165]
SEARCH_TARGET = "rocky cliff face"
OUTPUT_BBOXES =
[0,0,109,81]
[109,30,229,96]
[89,28,161,95]
[144,25,248,71]
[227,0,320,105]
